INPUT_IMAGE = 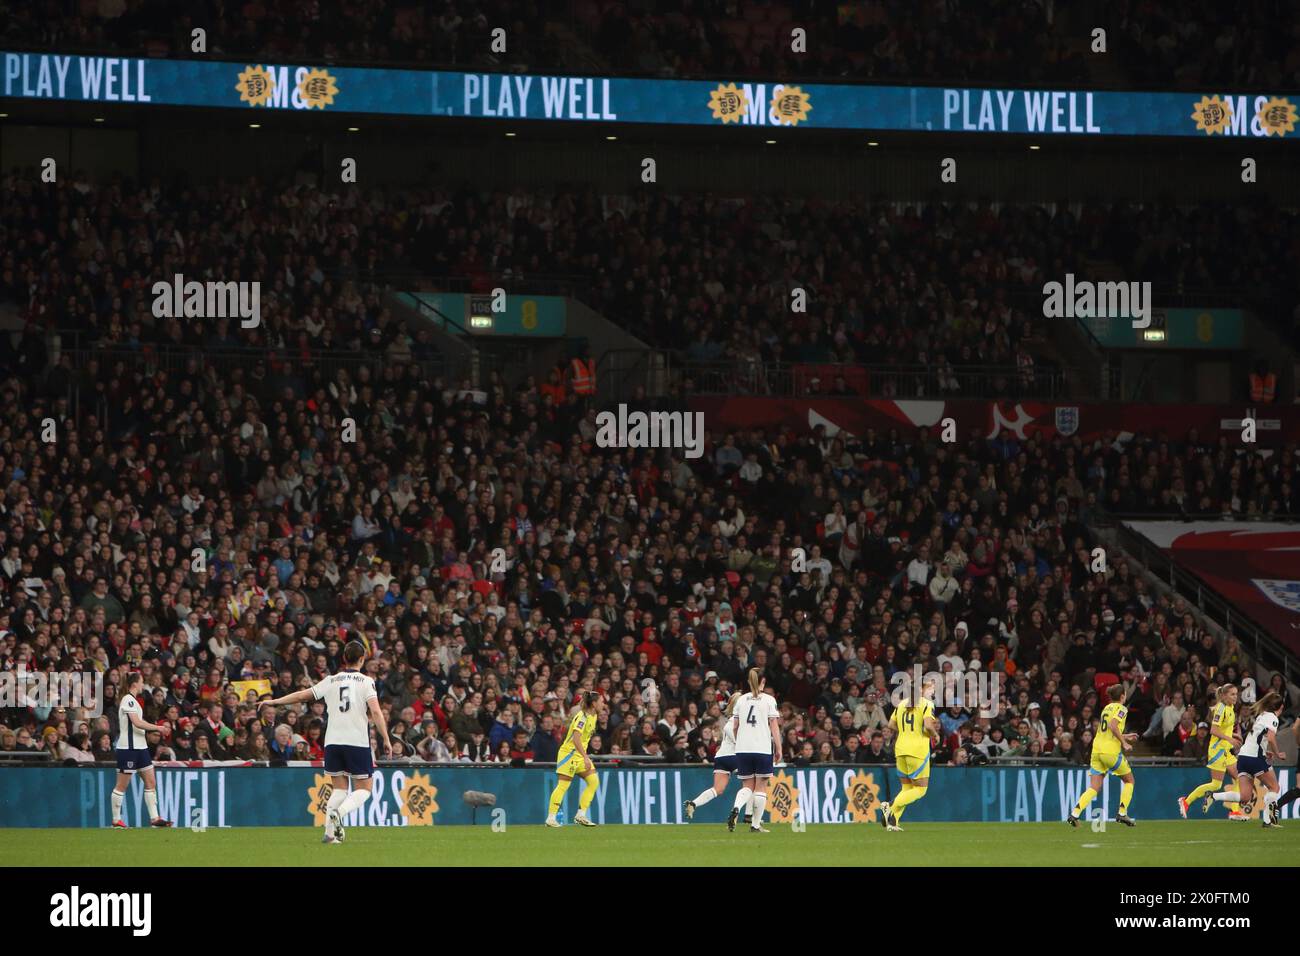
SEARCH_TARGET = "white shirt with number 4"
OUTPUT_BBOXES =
[733,692,779,754]
[311,671,377,747]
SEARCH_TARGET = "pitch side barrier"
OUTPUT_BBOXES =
[0,763,1290,829]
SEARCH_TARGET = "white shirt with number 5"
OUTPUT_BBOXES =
[311,671,377,747]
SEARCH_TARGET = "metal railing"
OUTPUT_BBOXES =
[600,349,1072,402]
[59,340,458,381]
[0,754,1202,769]
[1108,519,1300,687]
[0,751,53,764]
[53,335,468,429]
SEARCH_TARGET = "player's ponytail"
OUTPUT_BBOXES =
[1251,691,1282,720]
[723,692,742,717]
[1216,683,1237,703]
[747,668,763,698]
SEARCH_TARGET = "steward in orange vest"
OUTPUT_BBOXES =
[569,356,596,396]
[1249,371,1276,404]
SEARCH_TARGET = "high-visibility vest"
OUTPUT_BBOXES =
[570,357,596,396]
[1249,372,1276,403]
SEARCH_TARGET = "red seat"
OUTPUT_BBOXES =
[1094,672,1119,696]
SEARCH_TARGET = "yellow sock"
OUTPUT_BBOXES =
[578,774,599,812]
[891,784,926,819]
[1119,781,1134,815]
[1186,779,1221,805]
[548,777,572,817]
[1072,787,1098,817]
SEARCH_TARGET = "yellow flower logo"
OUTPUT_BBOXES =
[1190,95,1231,135]
[236,65,275,107]
[770,85,812,126]
[298,68,340,110]
[1257,96,1297,137]
[708,83,749,124]
[398,771,440,825]
[767,769,800,823]
[844,770,882,823]
[306,772,334,826]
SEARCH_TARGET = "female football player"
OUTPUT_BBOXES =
[684,692,742,823]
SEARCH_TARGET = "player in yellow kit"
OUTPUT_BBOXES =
[546,690,603,827]
[879,677,939,832]
[1179,683,1244,819]
[1068,683,1139,827]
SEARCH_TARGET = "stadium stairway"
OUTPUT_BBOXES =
[1040,271,1113,400]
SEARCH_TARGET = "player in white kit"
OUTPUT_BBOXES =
[264,640,392,843]
[730,669,782,834]
[684,692,743,825]
[111,671,174,828]
[1211,691,1287,828]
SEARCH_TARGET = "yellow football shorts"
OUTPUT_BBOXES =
[1090,749,1131,777]
[896,753,932,782]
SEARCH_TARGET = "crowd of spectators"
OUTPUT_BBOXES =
[1103,0,1300,92]
[9,170,1299,394]
[2,0,559,73]
[580,0,1087,87]
[7,0,1295,90]
[0,173,1086,385]
[1,172,1292,771]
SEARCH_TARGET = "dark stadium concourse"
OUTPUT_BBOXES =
[0,1,1299,913]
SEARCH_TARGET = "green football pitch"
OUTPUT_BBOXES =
[2,821,1297,867]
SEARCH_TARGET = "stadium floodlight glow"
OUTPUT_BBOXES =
[867,140,879,146]
[248,123,260,128]
[1029,144,1041,150]
[93,116,104,122]
[347,126,359,132]
[605,135,617,140]
[505,131,516,137]
[1143,329,1167,341]
[765,138,776,144]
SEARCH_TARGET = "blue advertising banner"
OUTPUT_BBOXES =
[0,764,1293,829]
[2,52,1298,140]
